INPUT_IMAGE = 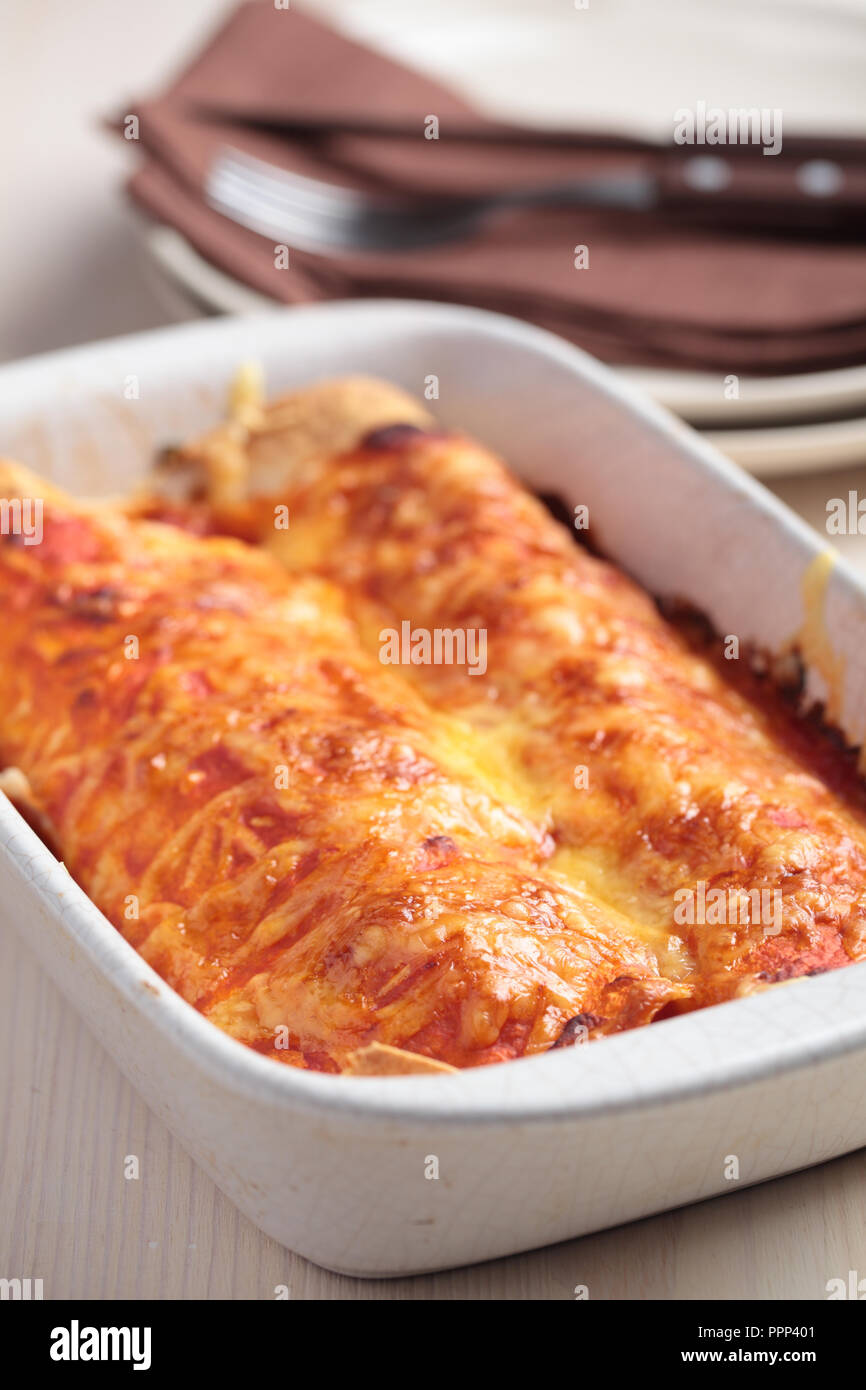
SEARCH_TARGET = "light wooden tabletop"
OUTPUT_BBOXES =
[3,0,866,1301]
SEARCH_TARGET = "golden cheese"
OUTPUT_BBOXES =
[5,373,866,1076]
[0,456,684,1073]
[166,381,866,1019]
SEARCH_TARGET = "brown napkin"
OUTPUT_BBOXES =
[120,1,866,374]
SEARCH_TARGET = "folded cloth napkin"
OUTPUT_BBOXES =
[119,1,866,374]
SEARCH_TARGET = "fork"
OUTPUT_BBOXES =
[205,147,658,254]
[205,147,864,256]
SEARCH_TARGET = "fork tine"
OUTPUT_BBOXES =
[206,146,479,253]
[209,169,374,243]
[207,170,374,251]
[215,149,458,230]
[216,151,374,216]
[213,169,370,228]
[208,188,350,248]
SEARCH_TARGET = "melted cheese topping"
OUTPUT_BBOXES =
[178,406,866,1017]
[6,384,866,1075]
[0,460,684,1072]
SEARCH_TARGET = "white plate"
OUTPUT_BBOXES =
[3,301,866,1277]
[703,416,866,477]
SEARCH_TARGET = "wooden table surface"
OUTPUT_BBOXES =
[3,0,866,1301]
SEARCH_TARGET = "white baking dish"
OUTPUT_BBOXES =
[2,301,866,1278]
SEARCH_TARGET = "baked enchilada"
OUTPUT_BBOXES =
[2,376,866,1074]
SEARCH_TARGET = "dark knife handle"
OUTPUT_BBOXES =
[655,150,866,235]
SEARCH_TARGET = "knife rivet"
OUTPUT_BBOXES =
[796,160,844,197]
[682,157,731,192]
